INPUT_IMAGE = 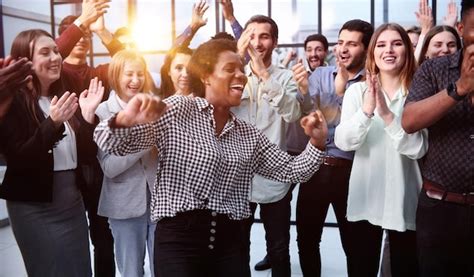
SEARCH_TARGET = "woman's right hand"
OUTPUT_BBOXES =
[362,72,377,116]
[50,92,79,128]
[115,94,167,127]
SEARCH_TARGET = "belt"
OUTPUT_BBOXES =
[423,179,474,205]
[323,156,352,167]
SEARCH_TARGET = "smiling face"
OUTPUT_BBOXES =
[31,35,62,89]
[337,30,367,72]
[169,53,191,95]
[118,59,146,102]
[374,29,406,75]
[247,22,277,67]
[305,40,327,71]
[425,31,458,59]
[204,50,248,108]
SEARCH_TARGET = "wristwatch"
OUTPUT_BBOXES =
[446,82,466,101]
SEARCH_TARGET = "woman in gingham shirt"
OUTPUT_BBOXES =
[94,39,327,277]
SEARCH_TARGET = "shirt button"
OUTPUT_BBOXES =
[48,150,52,154]
[470,134,474,140]
[210,228,216,234]
[209,236,215,242]
[211,211,217,217]
[208,244,214,250]
[211,221,217,227]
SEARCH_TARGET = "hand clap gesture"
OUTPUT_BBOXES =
[50,92,79,128]
[300,110,328,151]
[363,72,394,124]
[115,94,167,127]
[292,59,309,95]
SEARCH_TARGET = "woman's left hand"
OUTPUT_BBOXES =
[373,77,394,125]
[79,77,105,124]
[301,110,328,151]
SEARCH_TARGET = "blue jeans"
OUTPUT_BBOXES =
[417,189,474,277]
[109,210,156,277]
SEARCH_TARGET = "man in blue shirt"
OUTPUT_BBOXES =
[296,19,373,276]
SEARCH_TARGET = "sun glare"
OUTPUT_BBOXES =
[131,20,172,51]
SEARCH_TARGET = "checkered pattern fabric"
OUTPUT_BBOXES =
[94,95,324,221]
[406,50,474,192]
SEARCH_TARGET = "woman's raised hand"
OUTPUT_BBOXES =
[115,93,167,127]
[79,77,105,124]
[50,92,79,128]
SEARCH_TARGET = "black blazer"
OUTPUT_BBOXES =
[0,93,94,202]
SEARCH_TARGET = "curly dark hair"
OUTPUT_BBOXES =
[187,39,238,98]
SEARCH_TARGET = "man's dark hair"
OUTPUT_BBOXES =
[212,32,235,41]
[304,34,329,51]
[58,15,78,35]
[461,0,474,21]
[339,19,374,49]
[244,15,279,41]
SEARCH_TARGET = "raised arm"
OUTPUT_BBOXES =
[414,0,433,62]
[173,0,209,48]
[402,45,474,133]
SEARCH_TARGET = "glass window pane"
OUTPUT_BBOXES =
[321,0,371,42]
[374,0,418,28]
[135,0,172,51]
[272,0,319,44]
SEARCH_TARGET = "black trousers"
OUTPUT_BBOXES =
[241,186,294,277]
[417,189,474,277]
[296,163,354,277]
[80,163,116,277]
[154,210,246,277]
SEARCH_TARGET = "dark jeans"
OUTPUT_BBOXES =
[80,164,116,277]
[241,186,294,277]
[346,220,418,277]
[417,189,474,277]
[296,163,353,277]
[154,210,245,277]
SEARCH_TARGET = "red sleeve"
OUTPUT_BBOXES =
[55,24,83,59]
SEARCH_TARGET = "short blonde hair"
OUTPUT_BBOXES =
[108,49,152,97]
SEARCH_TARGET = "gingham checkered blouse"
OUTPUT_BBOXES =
[94,95,324,221]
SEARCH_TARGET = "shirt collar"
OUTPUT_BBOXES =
[246,63,276,77]
[332,67,366,82]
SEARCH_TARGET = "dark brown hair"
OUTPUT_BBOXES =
[10,29,65,124]
[160,46,193,98]
[418,25,462,65]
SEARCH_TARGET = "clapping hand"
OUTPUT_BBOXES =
[301,111,328,151]
[292,59,309,95]
[50,92,79,128]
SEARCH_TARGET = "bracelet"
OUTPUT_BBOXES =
[73,18,83,28]
[363,111,375,118]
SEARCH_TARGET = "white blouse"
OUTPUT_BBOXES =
[334,82,428,231]
[38,96,77,171]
